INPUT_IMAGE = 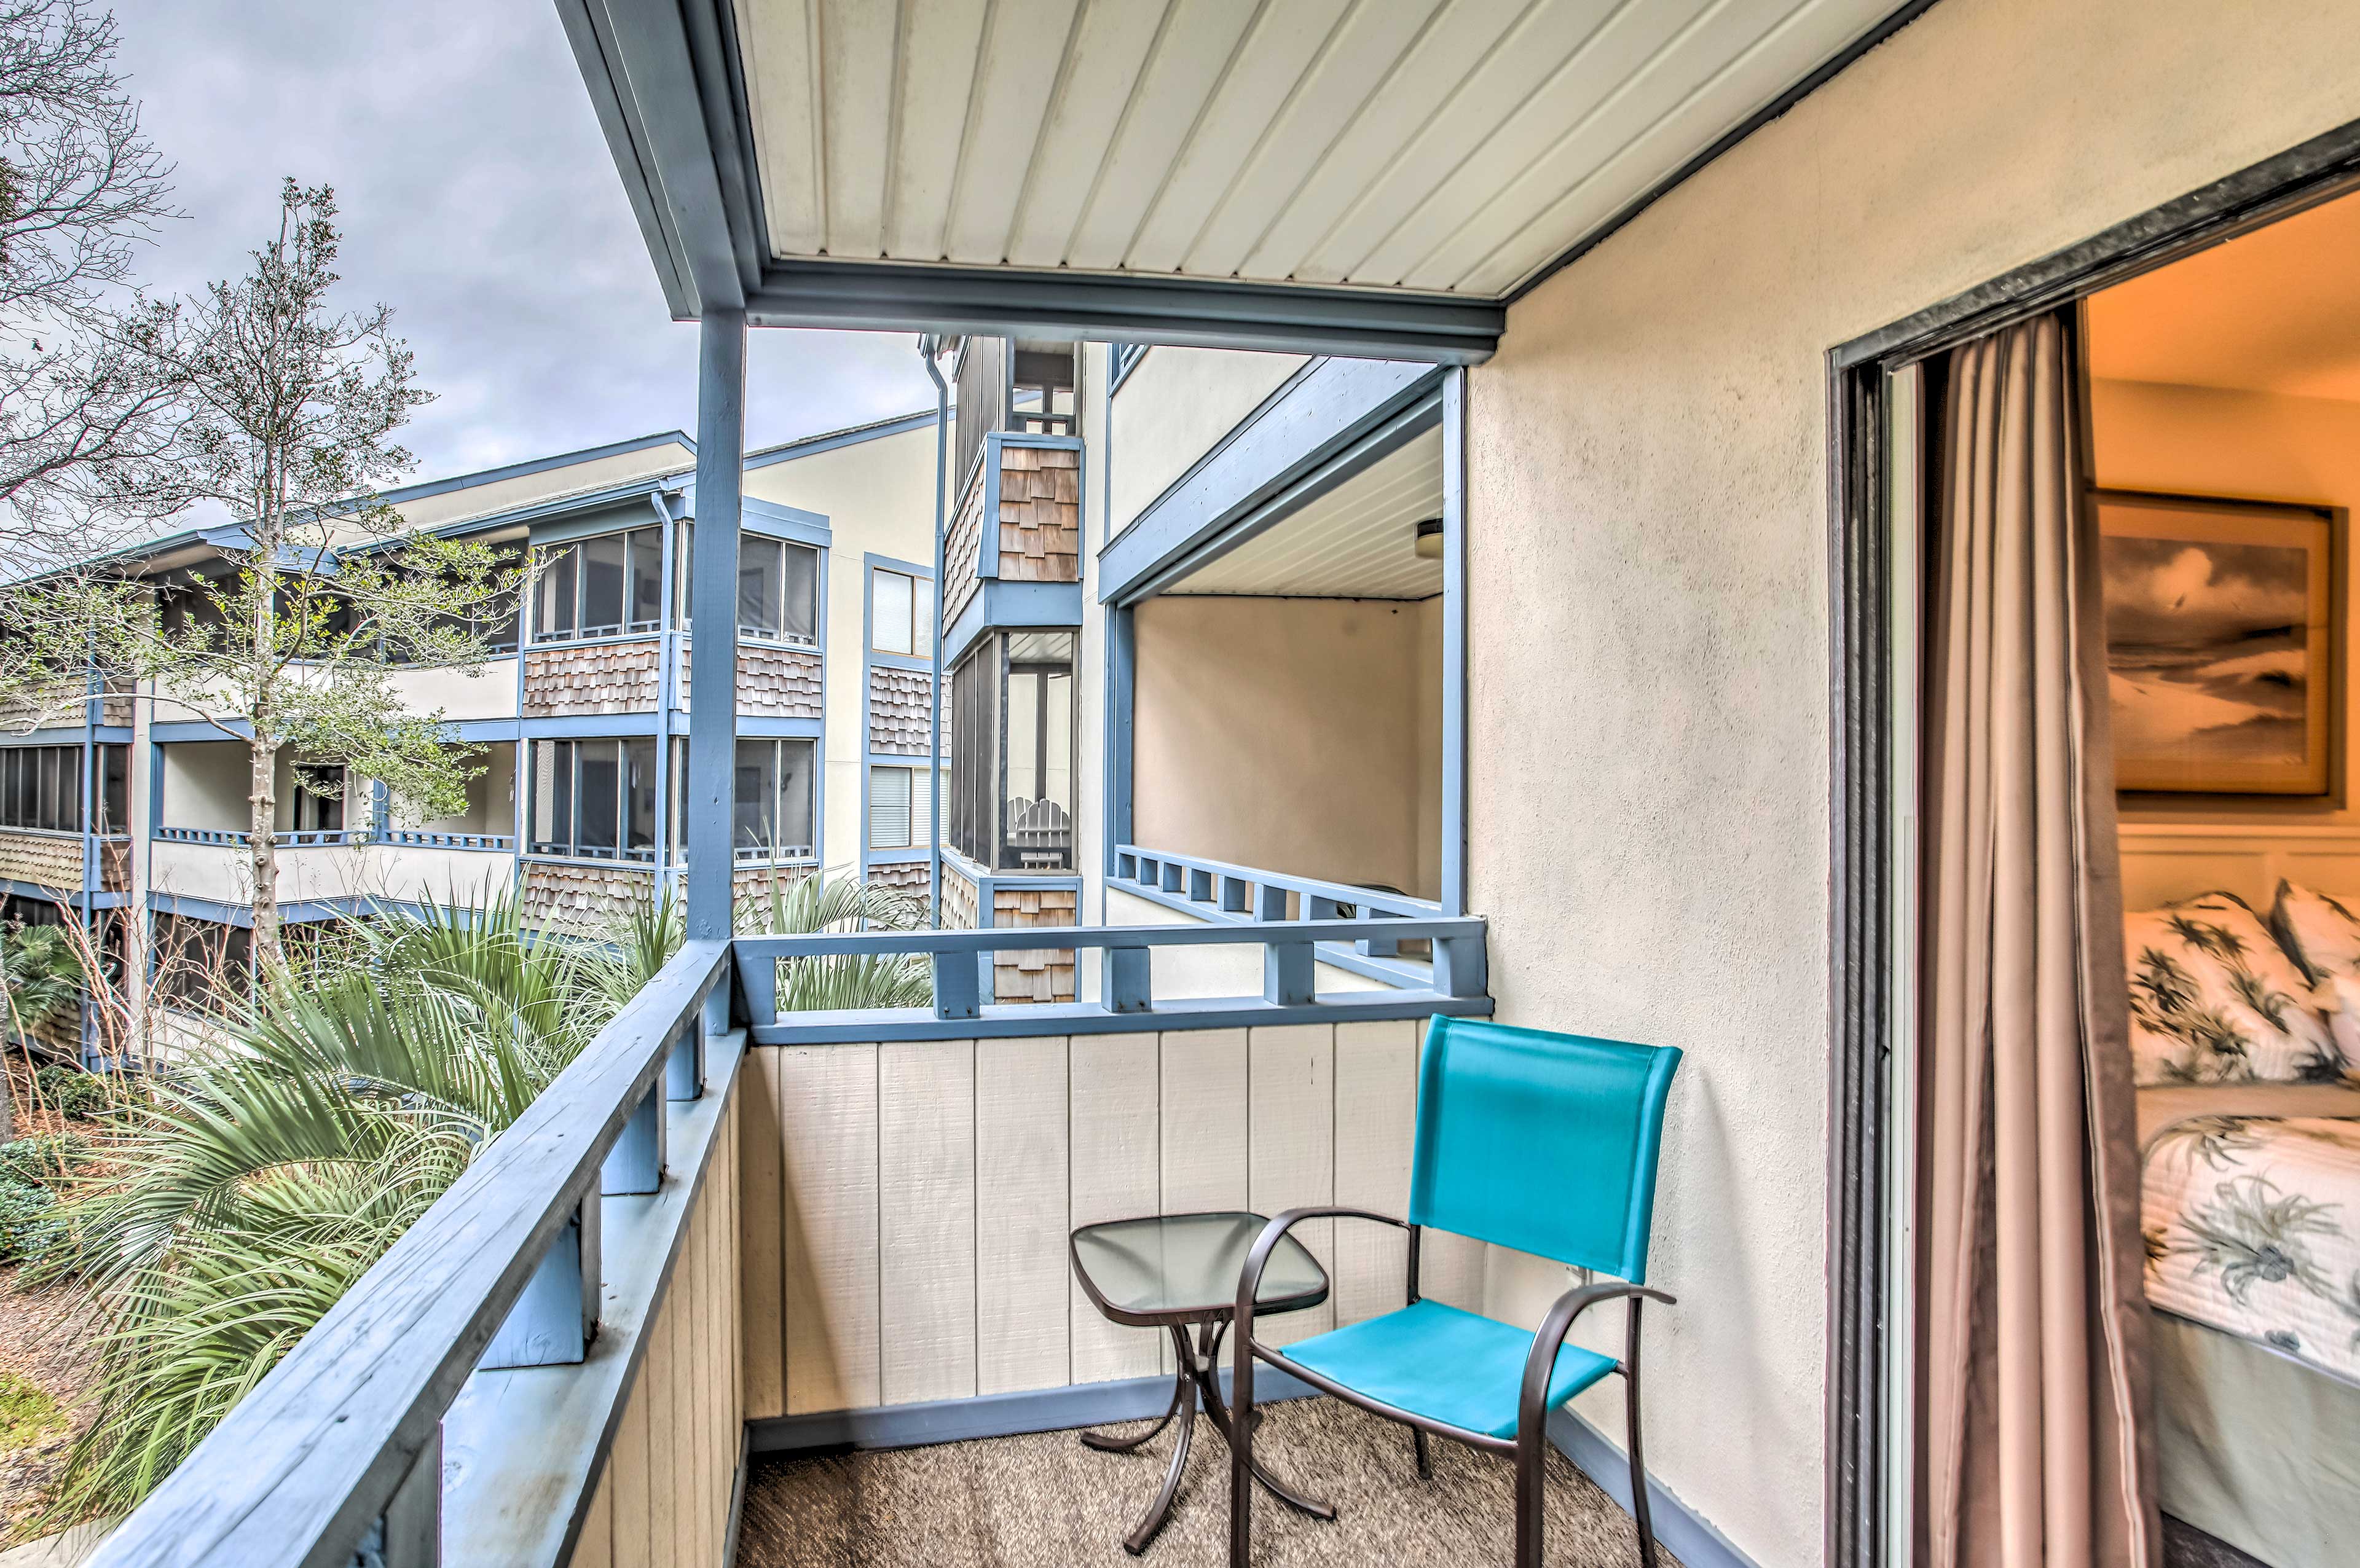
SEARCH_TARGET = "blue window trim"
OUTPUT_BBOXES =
[860,550,938,882]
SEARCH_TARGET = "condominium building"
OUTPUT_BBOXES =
[0,410,938,1048]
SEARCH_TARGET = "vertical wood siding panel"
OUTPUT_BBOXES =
[675,1219,701,1568]
[570,1460,615,1568]
[1416,1026,1486,1311]
[974,1035,1071,1395]
[739,1049,787,1419]
[694,1194,716,1568]
[1068,1034,1162,1382]
[878,1040,980,1405]
[779,1043,883,1412]
[708,1168,729,1565]
[729,1093,747,1435]
[1158,1027,1249,1376]
[647,1281,677,1568]
[611,1360,651,1568]
[1158,1027,1248,1211]
[1332,1019,1417,1325]
[1247,1025,1335,1346]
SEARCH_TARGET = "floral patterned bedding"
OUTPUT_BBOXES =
[2143,1091,2360,1385]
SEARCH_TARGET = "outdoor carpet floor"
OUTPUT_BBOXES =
[736,1396,1682,1567]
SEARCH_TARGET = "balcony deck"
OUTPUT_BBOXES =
[734,1398,1669,1567]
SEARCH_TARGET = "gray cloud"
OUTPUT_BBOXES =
[109,0,935,485]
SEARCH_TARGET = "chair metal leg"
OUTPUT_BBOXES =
[1512,1427,1545,1568]
[1412,1427,1432,1480]
[1627,1305,1658,1568]
[1194,1323,1335,1520]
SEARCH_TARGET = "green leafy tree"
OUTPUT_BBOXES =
[0,179,517,965]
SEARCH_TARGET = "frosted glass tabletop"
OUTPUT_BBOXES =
[1069,1211,1329,1327]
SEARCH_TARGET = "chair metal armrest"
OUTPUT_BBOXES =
[1232,1207,1406,1417]
[1517,1283,1675,1443]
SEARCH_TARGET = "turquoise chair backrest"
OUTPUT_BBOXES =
[1407,1016,1681,1284]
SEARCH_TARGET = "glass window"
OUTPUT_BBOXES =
[870,567,929,657]
[868,766,913,850]
[291,766,344,833]
[579,532,627,637]
[533,527,663,644]
[529,739,660,861]
[0,747,82,833]
[100,745,128,833]
[737,536,820,645]
[732,738,815,861]
[944,632,1075,872]
[536,545,578,640]
[153,913,254,1009]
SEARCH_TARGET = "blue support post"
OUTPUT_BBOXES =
[1264,940,1315,1007]
[687,308,746,1033]
[1104,946,1151,1013]
[933,949,980,1020]
[600,1082,665,1194]
[478,1199,599,1368]
[922,341,949,924]
[1440,367,1469,917]
[666,1019,704,1101]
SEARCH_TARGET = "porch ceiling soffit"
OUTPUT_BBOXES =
[561,0,1922,363]
[1099,355,1441,606]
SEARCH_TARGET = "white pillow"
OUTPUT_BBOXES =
[2122,892,2338,1085]
[2270,877,2360,982]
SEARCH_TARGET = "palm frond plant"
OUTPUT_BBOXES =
[736,869,934,1011]
[1,923,85,1041]
[31,890,637,1524]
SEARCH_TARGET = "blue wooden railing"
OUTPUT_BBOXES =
[1112,842,1443,965]
[82,914,1488,1568]
[379,829,517,851]
[154,825,369,847]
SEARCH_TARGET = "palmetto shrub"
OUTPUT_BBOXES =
[736,868,932,1011]
[31,871,929,1523]
[32,888,644,1523]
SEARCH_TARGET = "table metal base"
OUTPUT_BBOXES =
[1079,1317,1336,1554]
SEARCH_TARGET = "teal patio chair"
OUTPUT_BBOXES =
[1230,1016,1682,1568]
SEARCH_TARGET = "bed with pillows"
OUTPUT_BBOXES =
[2125,882,2360,1567]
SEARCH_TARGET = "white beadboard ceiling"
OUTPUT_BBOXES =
[730,0,1901,300]
[1167,425,1444,598]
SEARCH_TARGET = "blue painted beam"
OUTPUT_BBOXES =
[940,579,1084,668]
[685,308,745,954]
[746,261,1502,364]
[1099,358,1443,605]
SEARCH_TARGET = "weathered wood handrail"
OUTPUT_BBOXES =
[86,939,732,1568]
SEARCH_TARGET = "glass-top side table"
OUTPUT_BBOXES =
[1068,1212,1339,1554]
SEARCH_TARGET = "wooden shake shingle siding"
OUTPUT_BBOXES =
[994,445,1080,585]
[523,640,664,716]
[866,666,932,755]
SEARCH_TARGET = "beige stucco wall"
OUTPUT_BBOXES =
[1107,348,1308,535]
[385,657,519,723]
[1465,1,2360,1562]
[159,741,249,832]
[744,423,937,874]
[1132,595,1439,900]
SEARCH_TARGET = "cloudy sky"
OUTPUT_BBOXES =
[109,0,936,485]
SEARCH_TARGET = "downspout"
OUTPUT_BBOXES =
[921,336,950,927]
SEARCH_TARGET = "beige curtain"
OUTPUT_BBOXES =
[1918,314,2157,1568]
